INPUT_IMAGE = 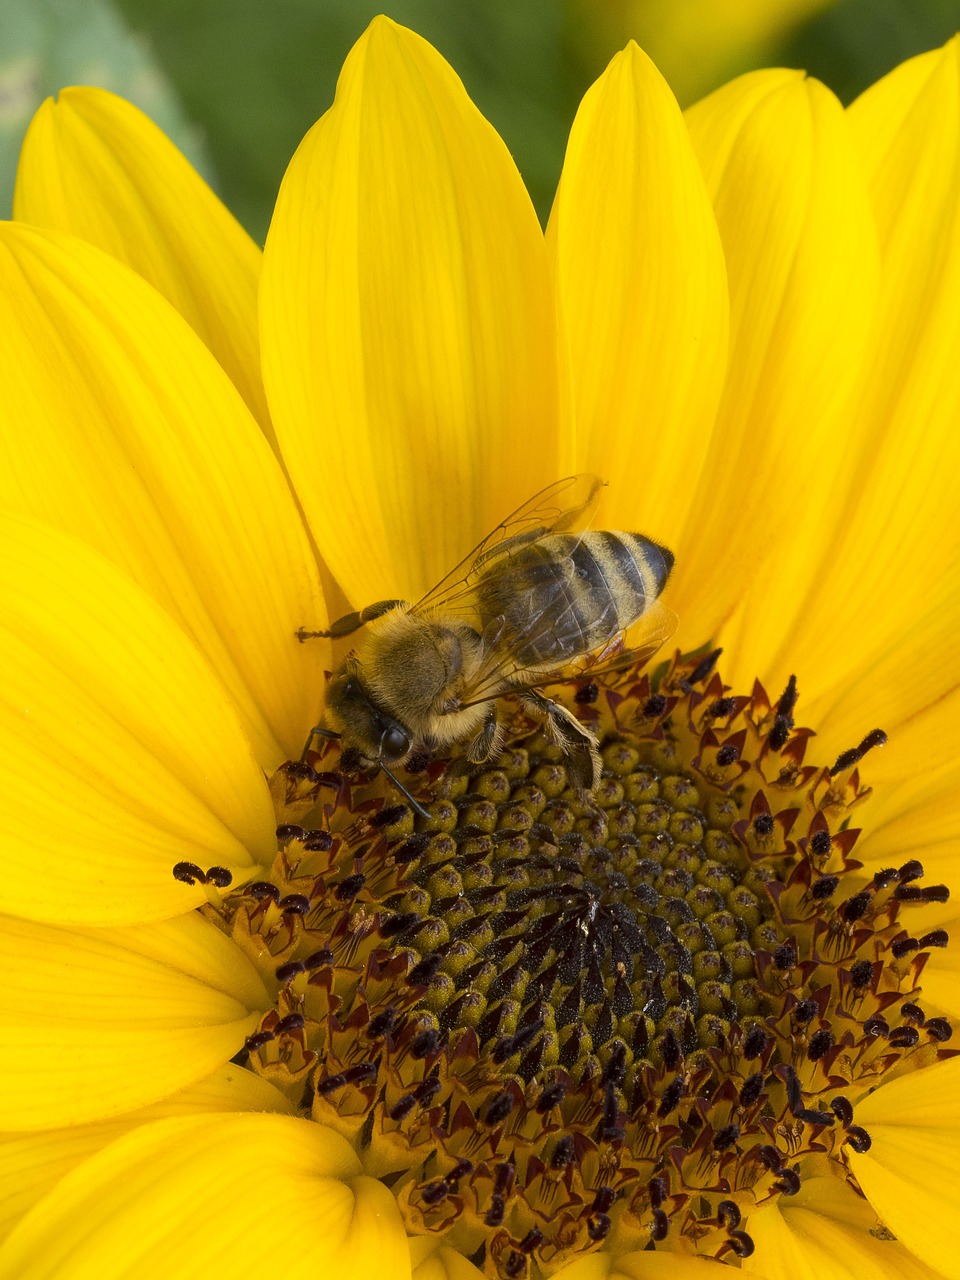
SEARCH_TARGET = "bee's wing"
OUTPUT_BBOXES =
[411,475,604,617]
[456,573,678,710]
[557,599,679,683]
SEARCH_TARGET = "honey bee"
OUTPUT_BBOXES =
[297,476,675,813]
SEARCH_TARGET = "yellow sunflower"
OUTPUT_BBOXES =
[2,16,959,1280]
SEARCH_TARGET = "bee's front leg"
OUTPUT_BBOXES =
[298,723,341,763]
[519,690,601,793]
[297,599,407,641]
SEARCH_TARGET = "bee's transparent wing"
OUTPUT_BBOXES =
[411,474,604,618]
[457,570,678,709]
[559,599,679,683]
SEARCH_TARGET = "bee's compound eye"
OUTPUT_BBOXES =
[382,727,410,761]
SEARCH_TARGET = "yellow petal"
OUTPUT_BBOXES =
[850,1054,960,1280]
[551,1253,740,1280]
[411,1242,486,1279]
[805,556,960,763]
[261,16,564,606]
[548,1259,617,1280]
[845,686,960,890]
[787,557,960,890]
[745,1174,935,1279]
[0,913,267,1130]
[0,224,325,769]
[14,88,272,440]
[747,39,960,711]
[914,917,960,1020]
[0,1114,410,1280]
[0,515,276,926]
[547,41,728,548]
[857,755,960,891]
[0,1065,293,1244]
[610,1255,746,1279]
[682,69,879,658]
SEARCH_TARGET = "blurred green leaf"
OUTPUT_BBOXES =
[0,0,213,217]
[779,0,960,102]
[115,0,572,240]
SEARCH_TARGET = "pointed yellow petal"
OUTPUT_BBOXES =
[746,39,960,709]
[0,515,277,925]
[547,42,728,548]
[681,69,879,658]
[14,88,272,440]
[0,1066,293,1243]
[262,17,564,606]
[0,224,325,769]
[850,1055,960,1280]
[0,1115,410,1280]
[0,913,267,1130]
[745,1174,935,1279]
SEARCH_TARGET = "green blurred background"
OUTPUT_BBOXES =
[2,0,959,238]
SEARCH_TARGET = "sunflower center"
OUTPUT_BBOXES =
[364,734,778,1092]
[183,653,953,1279]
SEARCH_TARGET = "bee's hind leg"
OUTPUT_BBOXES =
[519,690,601,793]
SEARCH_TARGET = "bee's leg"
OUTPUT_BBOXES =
[299,724,341,763]
[466,706,503,765]
[442,707,502,781]
[297,599,407,641]
[519,690,601,792]
[377,763,433,821]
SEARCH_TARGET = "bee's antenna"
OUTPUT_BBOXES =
[378,762,432,821]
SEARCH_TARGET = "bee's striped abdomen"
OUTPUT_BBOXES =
[594,531,657,609]
[567,531,673,648]
[478,530,674,668]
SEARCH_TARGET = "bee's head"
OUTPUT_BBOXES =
[325,663,412,763]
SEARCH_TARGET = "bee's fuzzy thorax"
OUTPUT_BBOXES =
[356,608,487,746]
